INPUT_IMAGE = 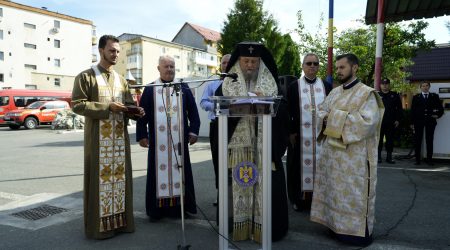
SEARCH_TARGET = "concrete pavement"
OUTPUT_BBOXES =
[0,126,449,249]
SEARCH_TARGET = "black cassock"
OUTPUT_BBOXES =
[136,83,200,219]
[286,79,331,210]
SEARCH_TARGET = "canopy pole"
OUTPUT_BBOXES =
[374,0,385,91]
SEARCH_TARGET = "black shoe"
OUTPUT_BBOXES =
[414,161,421,165]
[213,199,218,206]
[427,161,434,166]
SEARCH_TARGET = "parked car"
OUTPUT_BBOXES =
[3,100,70,129]
[0,89,72,125]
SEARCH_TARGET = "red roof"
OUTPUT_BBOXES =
[187,23,221,42]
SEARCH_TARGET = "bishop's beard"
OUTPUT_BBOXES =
[243,69,259,84]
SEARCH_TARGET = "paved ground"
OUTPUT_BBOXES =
[0,126,449,249]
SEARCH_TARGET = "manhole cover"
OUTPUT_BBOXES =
[10,204,69,221]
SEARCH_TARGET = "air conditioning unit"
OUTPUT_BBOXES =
[51,27,59,33]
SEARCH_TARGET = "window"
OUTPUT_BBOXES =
[54,102,67,109]
[54,20,60,28]
[25,64,37,70]
[54,78,60,86]
[0,51,3,61]
[48,57,50,61]
[0,8,3,17]
[187,65,190,71]
[54,39,60,48]
[54,59,61,67]
[47,37,50,41]
[174,55,180,59]
[24,23,36,29]
[24,43,37,49]
[24,85,37,90]
[0,73,4,82]
[0,30,3,40]
[43,103,55,109]
[128,55,137,63]
[0,96,9,106]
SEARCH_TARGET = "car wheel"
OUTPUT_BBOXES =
[24,117,38,129]
[8,124,20,130]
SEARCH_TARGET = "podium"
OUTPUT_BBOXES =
[210,96,281,250]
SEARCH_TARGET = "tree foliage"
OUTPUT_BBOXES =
[336,20,435,92]
[218,0,300,76]
[294,12,435,93]
[294,11,330,79]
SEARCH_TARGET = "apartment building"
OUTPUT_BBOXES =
[117,33,219,85]
[117,30,221,137]
[0,0,96,90]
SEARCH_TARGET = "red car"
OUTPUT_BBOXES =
[3,100,70,129]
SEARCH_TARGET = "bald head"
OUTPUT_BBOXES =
[158,55,175,82]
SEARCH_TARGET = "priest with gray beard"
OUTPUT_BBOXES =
[214,41,289,242]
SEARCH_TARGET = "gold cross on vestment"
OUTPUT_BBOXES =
[248,46,254,54]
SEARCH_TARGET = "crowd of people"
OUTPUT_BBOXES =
[72,35,444,247]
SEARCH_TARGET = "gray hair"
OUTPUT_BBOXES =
[158,55,175,65]
[221,54,231,63]
[302,53,319,65]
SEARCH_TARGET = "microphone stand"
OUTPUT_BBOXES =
[130,77,222,250]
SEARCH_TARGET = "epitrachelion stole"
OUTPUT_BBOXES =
[153,79,183,207]
[297,77,325,192]
[92,65,127,232]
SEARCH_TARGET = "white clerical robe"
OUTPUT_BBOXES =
[310,82,384,237]
[297,77,326,191]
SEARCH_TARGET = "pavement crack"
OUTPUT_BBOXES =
[376,169,418,240]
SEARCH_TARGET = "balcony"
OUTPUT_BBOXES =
[126,48,142,56]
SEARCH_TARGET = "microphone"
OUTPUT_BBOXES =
[217,73,238,81]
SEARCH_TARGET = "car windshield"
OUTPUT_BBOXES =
[26,101,46,109]
[0,96,9,106]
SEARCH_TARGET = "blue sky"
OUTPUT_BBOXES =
[13,0,450,44]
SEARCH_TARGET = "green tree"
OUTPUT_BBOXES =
[218,0,300,76]
[335,20,435,93]
[278,34,301,76]
[294,11,330,79]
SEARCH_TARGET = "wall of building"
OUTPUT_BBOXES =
[0,2,93,90]
[172,25,206,51]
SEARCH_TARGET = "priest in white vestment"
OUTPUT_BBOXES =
[310,53,384,247]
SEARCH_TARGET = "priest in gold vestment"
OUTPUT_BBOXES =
[215,42,289,243]
[310,53,384,247]
[72,35,144,239]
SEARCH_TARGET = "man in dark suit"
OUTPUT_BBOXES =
[378,78,403,164]
[411,82,444,165]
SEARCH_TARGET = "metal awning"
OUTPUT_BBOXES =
[365,0,450,24]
